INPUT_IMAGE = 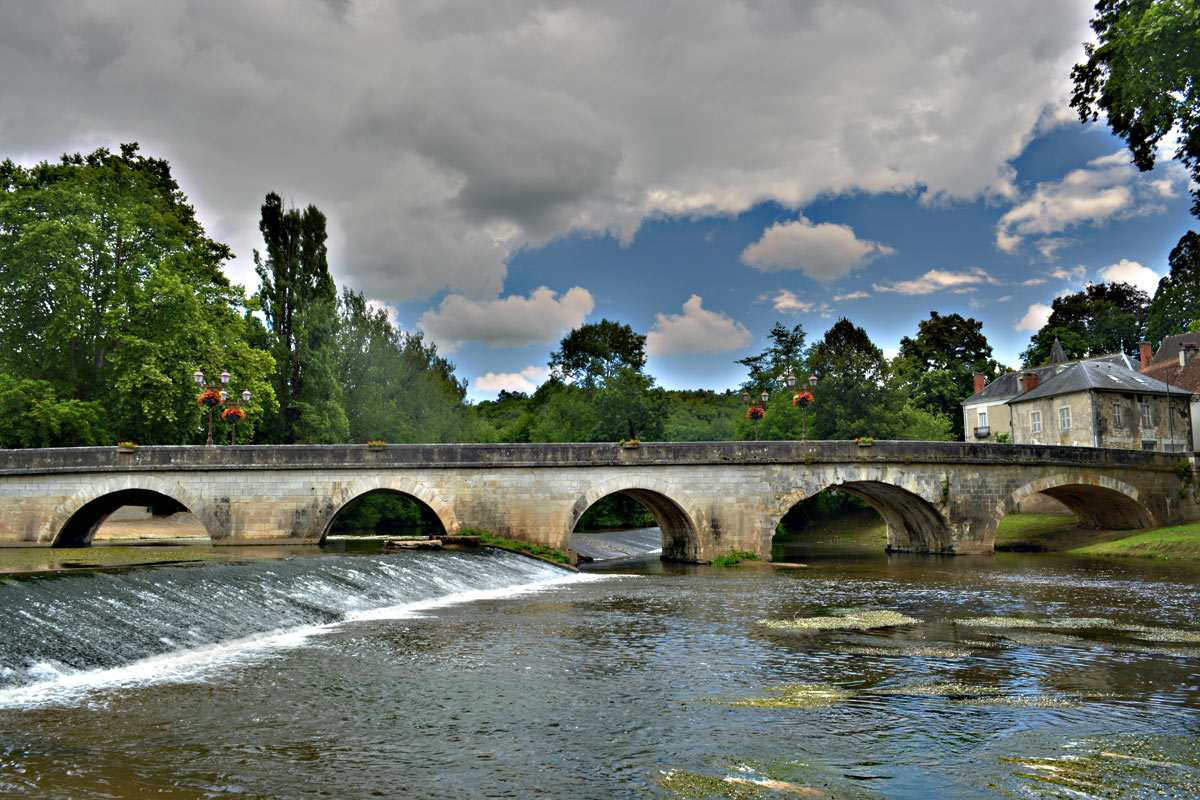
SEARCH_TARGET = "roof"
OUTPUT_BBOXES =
[1141,354,1200,395]
[961,352,1141,406]
[1149,333,1200,367]
[1008,360,1192,404]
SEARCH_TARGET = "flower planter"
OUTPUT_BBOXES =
[621,442,640,450]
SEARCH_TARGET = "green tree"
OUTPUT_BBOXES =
[549,319,646,387]
[736,322,808,396]
[0,143,274,445]
[1072,0,1200,218]
[254,192,344,443]
[895,312,1003,437]
[1020,282,1149,366]
[1145,231,1200,344]
[0,374,109,447]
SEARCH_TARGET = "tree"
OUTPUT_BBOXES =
[736,322,807,395]
[1072,0,1200,218]
[254,192,342,442]
[1145,231,1200,344]
[895,312,1003,437]
[548,319,646,387]
[0,143,274,445]
[1020,282,1149,366]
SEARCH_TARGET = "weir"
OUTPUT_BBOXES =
[0,441,1195,561]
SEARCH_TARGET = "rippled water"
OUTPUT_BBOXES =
[1,541,1198,799]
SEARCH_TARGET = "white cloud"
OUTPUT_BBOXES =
[1035,236,1077,261]
[1015,303,1052,332]
[1099,258,1162,295]
[1021,278,1046,286]
[646,295,752,356]
[770,289,814,313]
[417,286,594,352]
[873,268,992,295]
[0,1,1096,300]
[1051,265,1088,283]
[833,290,870,301]
[365,298,403,332]
[996,151,1184,252]
[474,366,548,394]
[740,217,895,280]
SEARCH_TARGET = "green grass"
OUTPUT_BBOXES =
[711,547,759,567]
[470,530,571,564]
[1070,523,1200,560]
[993,514,1080,551]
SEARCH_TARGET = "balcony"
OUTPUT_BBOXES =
[973,426,991,439]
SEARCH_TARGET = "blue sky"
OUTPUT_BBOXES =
[1,1,1194,400]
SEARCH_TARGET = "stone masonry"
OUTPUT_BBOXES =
[0,442,1195,561]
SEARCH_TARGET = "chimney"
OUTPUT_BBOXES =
[974,372,986,393]
[1139,341,1153,371]
[1181,342,1198,367]
[1019,371,1040,393]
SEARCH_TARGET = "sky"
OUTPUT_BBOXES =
[1,0,1195,401]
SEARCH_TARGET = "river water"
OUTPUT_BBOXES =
[1,534,1198,799]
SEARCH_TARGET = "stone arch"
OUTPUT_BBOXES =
[567,477,701,562]
[774,478,954,553]
[998,473,1154,531]
[49,476,218,547]
[314,475,458,544]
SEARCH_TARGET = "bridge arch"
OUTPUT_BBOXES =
[315,475,458,544]
[998,473,1154,532]
[774,479,954,553]
[567,477,701,562]
[49,477,218,547]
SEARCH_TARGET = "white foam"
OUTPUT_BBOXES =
[0,569,615,709]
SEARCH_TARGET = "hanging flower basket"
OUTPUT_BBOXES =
[221,407,246,422]
[792,391,814,408]
[197,389,224,408]
[116,441,138,452]
[746,407,765,421]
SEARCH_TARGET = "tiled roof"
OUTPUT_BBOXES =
[960,352,1141,405]
[1141,357,1200,395]
[1149,333,1200,367]
[1010,360,1191,404]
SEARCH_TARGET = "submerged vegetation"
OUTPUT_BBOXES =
[711,548,760,567]
[757,609,920,632]
[472,530,571,565]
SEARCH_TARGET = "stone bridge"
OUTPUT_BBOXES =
[0,442,1195,561]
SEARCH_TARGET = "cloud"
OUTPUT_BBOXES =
[0,1,1097,301]
[474,366,548,394]
[873,268,992,295]
[1035,236,1077,261]
[1099,258,1162,295]
[770,289,814,313]
[365,298,402,332]
[1021,278,1046,286]
[740,217,895,280]
[1015,303,1052,332]
[646,295,752,356]
[996,151,1183,252]
[1051,265,1088,283]
[833,290,870,301]
[417,286,594,352]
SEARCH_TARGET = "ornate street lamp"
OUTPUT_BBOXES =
[792,373,818,441]
[193,369,249,446]
[222,389,253,444]
[742,371,798,441]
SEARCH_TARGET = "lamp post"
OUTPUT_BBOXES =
[222,389,253,444]
[193,369,249,446]
[742,371,798,441]
[793,373,818,441]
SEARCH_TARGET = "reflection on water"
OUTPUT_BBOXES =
[0,541,1197,799]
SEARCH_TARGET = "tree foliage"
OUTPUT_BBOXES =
[1020,281,1150,366]
[0,143,275,445]
[548,319,646,387]
[735,322,807,395]
[1145,230,1200,344]
[1072,0,1200,217]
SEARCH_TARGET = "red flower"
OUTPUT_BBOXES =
[197,390,224,408]
[792,391,814,407]
[746,406,765,421]
[221,406,246,422]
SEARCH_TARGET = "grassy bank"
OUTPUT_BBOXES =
[996,514,1200,559]
[473,531,571,565]
[1070,523,1200,560]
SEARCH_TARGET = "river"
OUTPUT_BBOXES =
[0,532,1198,799]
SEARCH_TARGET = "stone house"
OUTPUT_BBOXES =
[1008,360,1191,452]
[960,341,1140,443]
[1138,334,1200,450]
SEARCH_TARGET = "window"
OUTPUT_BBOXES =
[1059,406,1071,430]
[1112,401,1123,428]
[1031,411,1042,434]
[978,410,988,427]
[1142,403,1153,429]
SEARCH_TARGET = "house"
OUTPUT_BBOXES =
[960,339,1140,443]
[1007,359,1191,451]
[1138,334,1200,451]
